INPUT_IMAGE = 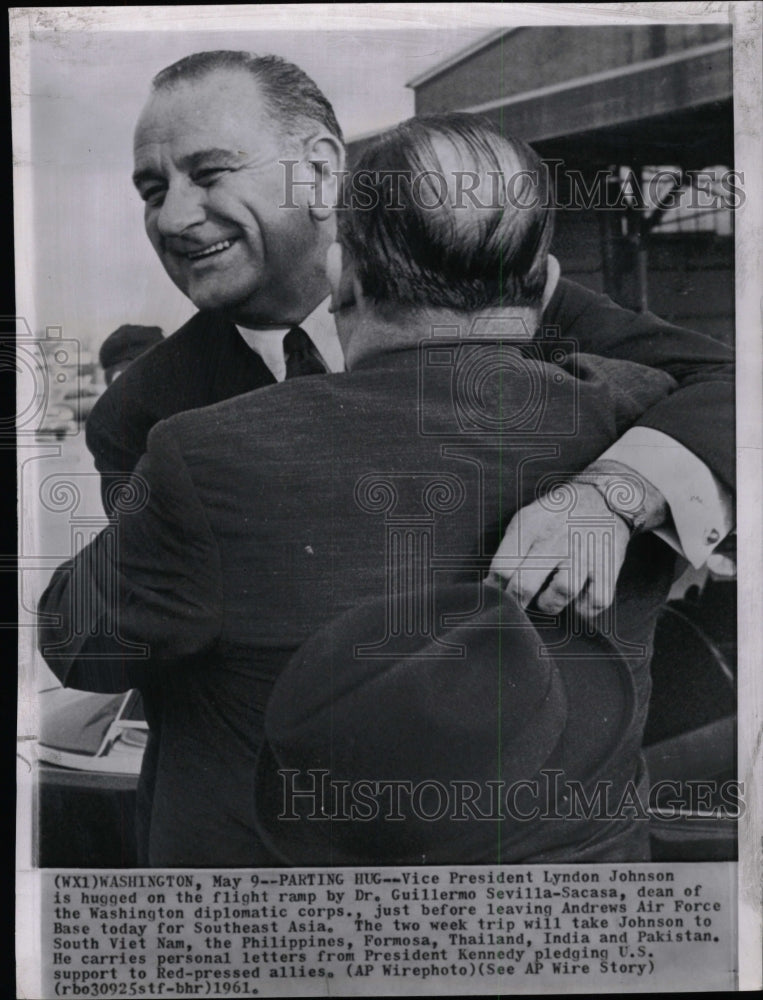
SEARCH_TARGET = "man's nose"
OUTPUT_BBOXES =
[154,180,206,237]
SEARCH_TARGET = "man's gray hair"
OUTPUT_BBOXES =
[339,113,554,311]
[152,50,344,145]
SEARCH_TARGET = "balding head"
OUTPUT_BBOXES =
[337,113,554,315]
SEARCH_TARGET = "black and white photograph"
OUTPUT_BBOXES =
[12,3,761,996]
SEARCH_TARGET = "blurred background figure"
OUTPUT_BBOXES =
[98,324,165,386]
[33,323,164,440]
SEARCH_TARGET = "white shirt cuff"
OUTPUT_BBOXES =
[599,427,734,568]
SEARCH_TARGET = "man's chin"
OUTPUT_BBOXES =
[184,283,256,318]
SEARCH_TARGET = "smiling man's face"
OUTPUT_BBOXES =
[133,68,327,326]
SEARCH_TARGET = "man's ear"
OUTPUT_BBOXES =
[326,241,358,314]
[305,135,345,222]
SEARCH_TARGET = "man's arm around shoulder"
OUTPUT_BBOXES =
[543,277,735,492]
[39,417,223,691]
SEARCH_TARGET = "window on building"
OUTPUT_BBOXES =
[618,165,735,236]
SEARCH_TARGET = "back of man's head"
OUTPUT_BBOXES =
[152,50,344,147]
[338,113,553,313]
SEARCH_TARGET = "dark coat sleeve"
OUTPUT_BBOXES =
[38,420,223,692]
[541,279,735,492]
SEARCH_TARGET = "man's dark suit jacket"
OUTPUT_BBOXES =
[77,278,733,865]
[41,345,678,866]
[86,278,735,499]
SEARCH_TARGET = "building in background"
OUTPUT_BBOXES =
[352,24,734,344]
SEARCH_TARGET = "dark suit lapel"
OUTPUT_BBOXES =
[205,315,277,402]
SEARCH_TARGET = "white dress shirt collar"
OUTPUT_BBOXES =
[236,298,344,382]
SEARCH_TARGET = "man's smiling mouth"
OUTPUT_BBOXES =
[185,239,233,260]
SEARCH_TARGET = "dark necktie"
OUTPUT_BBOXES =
[284,326,327,379]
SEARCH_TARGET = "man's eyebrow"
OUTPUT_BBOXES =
[133,148,245,188]
[185,148,246,169]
